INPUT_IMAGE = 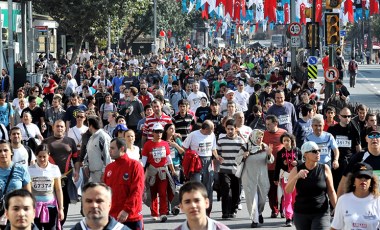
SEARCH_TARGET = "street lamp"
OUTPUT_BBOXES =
[152,0,157,54]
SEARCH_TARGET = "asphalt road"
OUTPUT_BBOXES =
[63,63,380,230]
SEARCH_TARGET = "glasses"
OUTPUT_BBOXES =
[327,112,335,114]
[77,116,85,119]
[141,88,147,90]
[309,149,320,154]
[340,115,352,118]
[34,91,39,93]
[153,130,163,133]
[356,175,372,180]
[368,133,380,139]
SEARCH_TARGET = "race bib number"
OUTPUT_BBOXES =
[278,114,290,125]
[152,146,166,159]
[32,177,53,192]
[319,146,329,156]
[336,135,352,148]
[198,142,212,156]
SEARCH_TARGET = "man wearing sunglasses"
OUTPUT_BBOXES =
[337,126,380,197]
[327,107,361,190]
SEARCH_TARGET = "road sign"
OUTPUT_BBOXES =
[35,26,48,32]
[340,30,346,37]
[308,65,318,79]
[290,36,301,47]
[288,22,302,36]
[324,67,339,82]
[308,56,318,65]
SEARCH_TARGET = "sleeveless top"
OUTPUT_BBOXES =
[294,163,328,214]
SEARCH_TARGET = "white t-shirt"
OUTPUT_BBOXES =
[16,123,42,142]
[182,130,217,157]
[12,145,36,166]
[12,98,28,111]
[331,192,380,230]
[28,163,61,202]
[127,145,140,161]
[67,125,89,150]
[245,85,255,95]
[187,91,208,112]
[238,125,253,143]
[234,90,250,112]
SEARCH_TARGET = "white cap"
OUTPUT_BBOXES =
[301,141,320,155]
[226,90,235,95]
[152,123,164,131]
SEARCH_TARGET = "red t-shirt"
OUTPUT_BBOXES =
[43,79,57,94]
[322,56,330,71]
[263,128,287,171]
[142,140,170,168]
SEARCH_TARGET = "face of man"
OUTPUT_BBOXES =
[226,125,236,138]
[367,116,377,127]
[179,190,209,222]
[312,121,324,136]
[82,186,111,222]
[152,102,162,115]
[325,110,335,120]
[339,109,352,127]
[6,196,35,230]
[53,121,66,138]
[275,92,285,106]
[265,120,278,132]
[357,109,367,121]
[11,130,22,144]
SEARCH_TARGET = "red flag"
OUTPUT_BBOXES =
[264,0,277,23]
[216,20,223,31]
[241,0,247,17]
[315,0,323,22]
[226,0,234,16]
[345,0,354,22]
[300,3,306,25]
[217,0,226,6]
[234,0,241,20]
[370,0,379,15]
[202,3,209,19]
[284,3,289,24]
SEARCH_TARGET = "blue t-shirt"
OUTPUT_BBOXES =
[169,137,183,166]
[0,103,14,127]
[305,132,339,164]
[0,163,31,194]
[112,76,124,93]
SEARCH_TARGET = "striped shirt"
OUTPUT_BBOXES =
[143,114,172,140]
[217,135,245,174]
[172,113,196,141]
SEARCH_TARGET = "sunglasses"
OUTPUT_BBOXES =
[368,133,380,139]
[77,116,85,118]
[153,130,163,133]
[34,91,39,93]
[340,115,352,118]
[309,149,320,154]
[356,175,372,180]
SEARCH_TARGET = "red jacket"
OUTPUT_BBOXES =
[104,154,145,222]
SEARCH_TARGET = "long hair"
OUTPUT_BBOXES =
[345,173,380,198]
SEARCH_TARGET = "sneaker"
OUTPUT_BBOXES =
[160,215,167,223]
[238,204,243,210]
[271,212,278,218]
[152,216,159,221]
[241,190,245,199]
[251,222,259,228]
[228,213,237,218]
[171,207,180,216]
[285,219,292,227]
[259,214,264,224]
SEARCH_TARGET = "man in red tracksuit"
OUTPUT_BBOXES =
[142,123,176,223]
[104,137,145,230]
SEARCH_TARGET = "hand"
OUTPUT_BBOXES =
[169,141,177,147]
[274,181,279,186]
[297,169,309,180]
[84,167,90,178]
[171,171,178,178]
[73,171,79,182]
[243,151,249,159]
[117,210,129,223]
[332,160,339,170]
[291,160,298,166]
[217,156,224,163]
[58,209,64,221]
[268,144,273,156]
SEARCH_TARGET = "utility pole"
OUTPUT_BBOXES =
[108,16,111,59]
[153,0,157,54]
[290,0,297,73]
[311,0,316,56]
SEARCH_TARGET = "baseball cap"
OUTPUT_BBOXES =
[226,90,235,95]
[308,79,315,83]
[365,126,380,137]
[274,67,279,71]
[352,162,373,178]
[152,123,164,131]
[301,141,320,155]
[115,124,129,132]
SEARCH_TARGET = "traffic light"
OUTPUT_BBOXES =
[325,13,340,46]
[2,28,8,41]
[326,0,342,9]
[306,22,320,50]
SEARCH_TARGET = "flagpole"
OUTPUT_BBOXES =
[290,0,296,72]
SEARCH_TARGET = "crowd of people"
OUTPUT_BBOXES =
[0,44,379,230]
